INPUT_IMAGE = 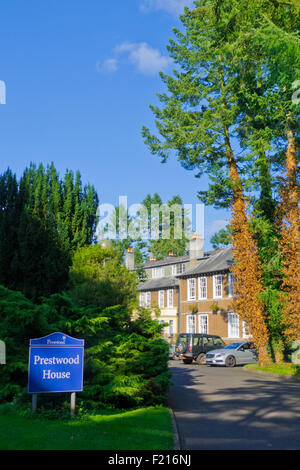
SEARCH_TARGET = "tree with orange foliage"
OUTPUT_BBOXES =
[277,116,300,341]
[230,197,270,363]
[226,142,270,364]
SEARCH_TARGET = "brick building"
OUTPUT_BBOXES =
[126,235,251,345]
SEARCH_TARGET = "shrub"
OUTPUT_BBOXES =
[0,286,171,409]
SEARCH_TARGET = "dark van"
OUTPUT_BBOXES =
[175,333,225,364]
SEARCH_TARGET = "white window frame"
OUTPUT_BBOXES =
[228,273,233,298]
[169,319,174,336]
[187,278,196,301]
[177,263,186,274]
[198,277,207,300]
[145,291,151,308]
[172,263,186,275]
[187,314,196,333]
[167,289,174,308]
[139,292,145,307]
[158,290,164,308]
[199,314,208,334]
[228,313,240,338]
[152,267,164,278]
[213,274,223,299]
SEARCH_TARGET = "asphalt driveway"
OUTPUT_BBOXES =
[168,361,300,450]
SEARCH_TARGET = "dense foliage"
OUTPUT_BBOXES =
[0,164,171,409]
[0,284,171,408]
[69,244,137,310]
[0,164,99,301]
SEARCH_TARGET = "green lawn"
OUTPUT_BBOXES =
[0,406,174,450]
[245,362,300,378]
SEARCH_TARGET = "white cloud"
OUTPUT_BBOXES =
[103,58,118,73]
[114,41,172,76]
[0,80,6,105]
[140,0,195,16]
[97,58,118,73]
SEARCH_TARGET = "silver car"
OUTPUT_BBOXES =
[205,341,258,367]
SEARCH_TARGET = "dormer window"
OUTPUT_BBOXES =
[177,263,186,274]
[172,263,186,275]
[152,267,164,278]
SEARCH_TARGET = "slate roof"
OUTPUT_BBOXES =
[137,275,180,292]
[136,252,212,269]
[136,246,233,291]
[176,247,233,278]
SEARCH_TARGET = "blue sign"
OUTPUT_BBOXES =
[28,332,84,394]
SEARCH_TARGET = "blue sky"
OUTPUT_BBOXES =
[0,0,230,250]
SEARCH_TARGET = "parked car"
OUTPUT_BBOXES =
[205,341,258,367]
[175,333,225,364]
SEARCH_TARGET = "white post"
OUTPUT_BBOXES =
[70,392,76,416]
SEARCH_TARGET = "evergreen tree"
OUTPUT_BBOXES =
[0,163,99,300]
[69,244,137,310]
[0,169,21,289]
[19,163,99,255]
[16,208,70,300]
[210,225,231,249]
[142,194,190,259]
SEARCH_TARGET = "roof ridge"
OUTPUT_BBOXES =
[176,246,233,277]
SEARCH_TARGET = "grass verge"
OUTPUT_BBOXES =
[245,362,300,378]
[0,406,173,450]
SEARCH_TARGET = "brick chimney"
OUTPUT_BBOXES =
[125,248,135,270]
[189,234,204,268]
